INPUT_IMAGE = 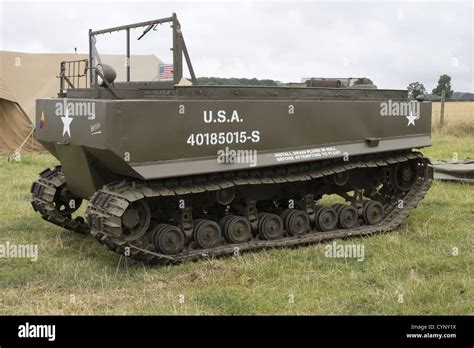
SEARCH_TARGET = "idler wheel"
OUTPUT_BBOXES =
[314,206,338,232]
[194,219,222,249]
[151,224,185,255]
[389,161,417,191]
[258,213,283,240]
[362,201,384,225]
[220,215,252,244]
[334,204,358,229]
[121,200,151,241]
[281,209,310,236]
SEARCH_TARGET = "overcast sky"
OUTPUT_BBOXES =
[1,0,473,91]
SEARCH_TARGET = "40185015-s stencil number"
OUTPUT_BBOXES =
[186,131,260,146]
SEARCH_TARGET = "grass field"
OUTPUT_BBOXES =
[431,102,474,141]
[0,113,473,315]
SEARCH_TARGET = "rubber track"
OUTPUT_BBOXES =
[84,151,433,263]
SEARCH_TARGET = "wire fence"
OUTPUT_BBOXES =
[431,101,474,125]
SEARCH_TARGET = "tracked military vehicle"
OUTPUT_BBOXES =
[31,14,433,263]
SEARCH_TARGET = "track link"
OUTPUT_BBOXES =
[31,166,90,234]
[86,151,433,263]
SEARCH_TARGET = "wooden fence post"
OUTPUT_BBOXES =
[440,89,446,127]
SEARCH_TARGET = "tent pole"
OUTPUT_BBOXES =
[8,127,35,162]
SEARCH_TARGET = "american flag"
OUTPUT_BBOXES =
[159,64,173,79]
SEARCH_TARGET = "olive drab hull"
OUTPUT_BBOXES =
[34,87,431,198]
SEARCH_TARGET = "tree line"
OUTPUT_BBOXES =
[407,75,473,101]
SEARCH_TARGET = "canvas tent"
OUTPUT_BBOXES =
[0,77,40,151]
[0,50,164,152]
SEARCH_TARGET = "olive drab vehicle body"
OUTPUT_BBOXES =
[31,14,433,263]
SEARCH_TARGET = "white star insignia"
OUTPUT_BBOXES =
[406,111,419,127]
[61,109,73,137]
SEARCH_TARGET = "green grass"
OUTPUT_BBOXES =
[0,133,472,315]
[425,128,474,161]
